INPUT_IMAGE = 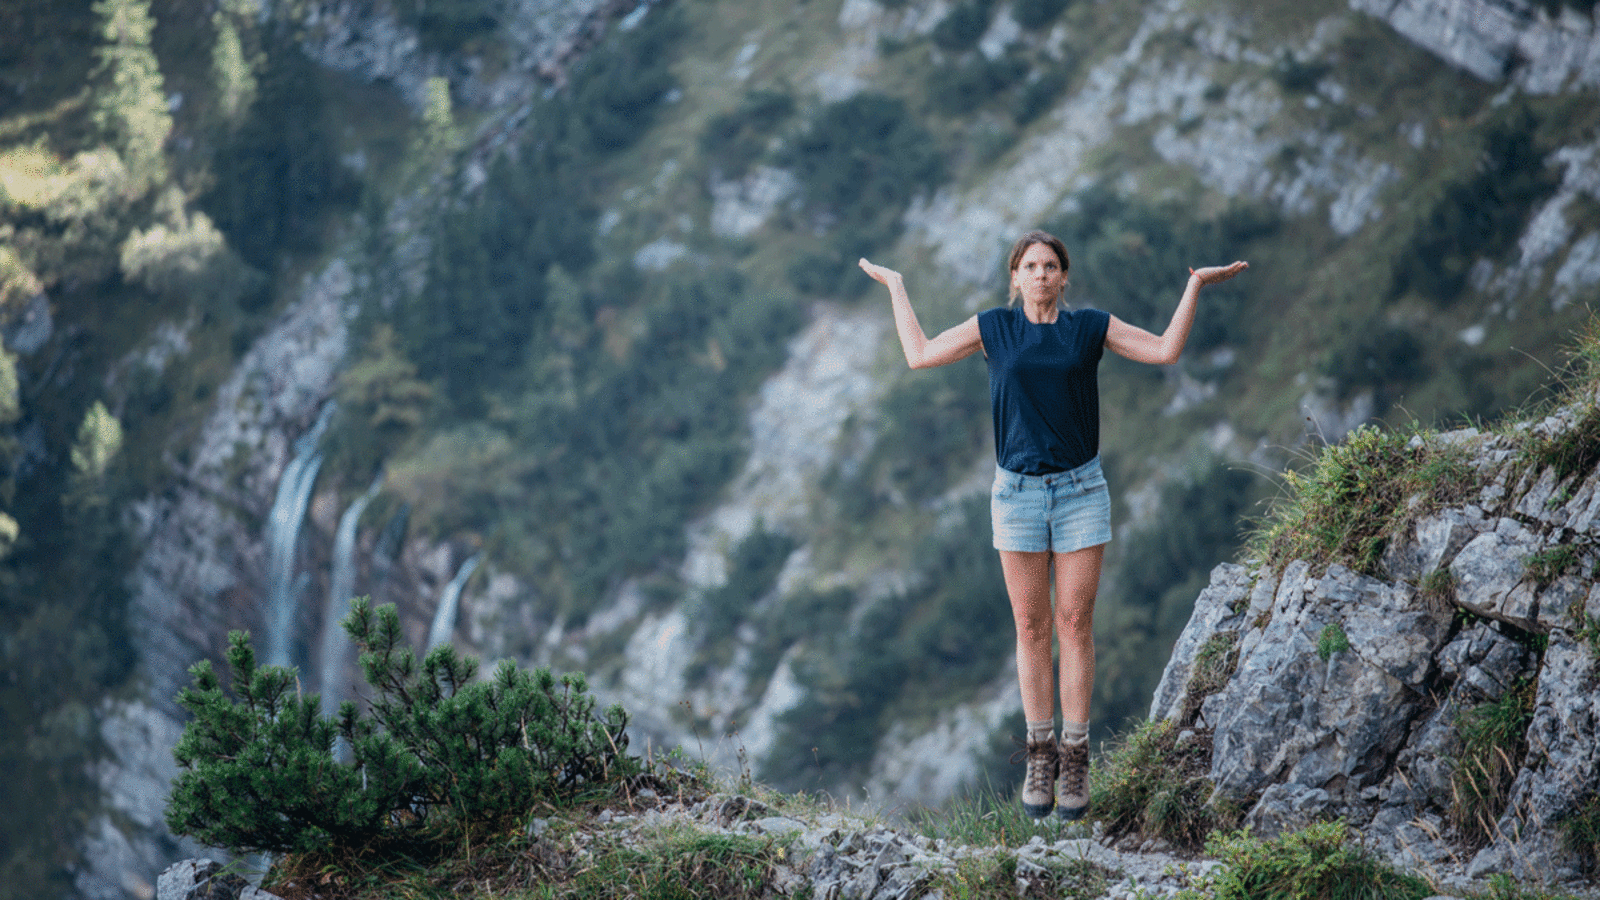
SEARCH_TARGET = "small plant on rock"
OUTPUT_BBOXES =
[165,598,634,856]
[1316,622,1351,661]
[1193,821,1433,900]
[1092,719,1233,852]
[1449,679,1536,848]
[1524,543,1582,590]
[1179,632,1239,724]
[1249,424,1480,577]
[1558,794,1600,879]
[1417,567,1457,610]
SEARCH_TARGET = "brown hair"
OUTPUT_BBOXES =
[1006,230,1071,306]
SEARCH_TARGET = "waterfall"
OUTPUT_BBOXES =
[263,405,334,669]
[426,554,481,652]
[318,475,382,717]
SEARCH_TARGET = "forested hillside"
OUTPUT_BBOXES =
[2,0,1598,896]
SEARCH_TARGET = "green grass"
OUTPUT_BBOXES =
[1179,632,1240,723]
[1558,795,1600,881]
[1450,679,1537,848]
[1187,821,1433,900]
[1249,423,1484,576]
[911,778,1085,850]
[1316,622,1350,661]
[928,852,1115,900]
[1417,567,1458,610]
[1091,719,1235,852]
[1526,544,1584,590]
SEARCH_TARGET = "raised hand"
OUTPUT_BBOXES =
[859,258,904,286]
[1188,261,1249,286]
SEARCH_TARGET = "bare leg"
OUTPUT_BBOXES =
[1000,550,1055,724]
[1053,544,1104,725]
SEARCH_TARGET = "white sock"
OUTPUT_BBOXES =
[1027,719,1056,744]
[1062,720,1089,745]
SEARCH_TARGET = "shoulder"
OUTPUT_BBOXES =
[978,306,1016,335]
[1071,307,1110,332]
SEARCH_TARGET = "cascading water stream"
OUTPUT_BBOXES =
[263,404,334,669]
[318,475,382,717]
[426,554,481,651]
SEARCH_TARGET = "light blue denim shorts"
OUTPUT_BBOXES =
[990,456,1112,553]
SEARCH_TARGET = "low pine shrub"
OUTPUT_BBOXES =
[165,599,633,855]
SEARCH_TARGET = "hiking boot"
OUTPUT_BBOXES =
[1056,737,1089,821]
[1014,738,1058,819]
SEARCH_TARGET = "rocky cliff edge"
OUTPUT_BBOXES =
[1153,397,1600,885]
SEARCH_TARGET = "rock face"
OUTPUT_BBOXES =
[1152,407,1600,884]
[1349,0,1600,91]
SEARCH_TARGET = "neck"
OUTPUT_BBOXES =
[1023,299,1058,324]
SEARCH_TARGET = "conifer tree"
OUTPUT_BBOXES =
[210,1,259,127]
[91,0,172,185]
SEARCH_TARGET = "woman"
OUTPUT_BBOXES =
[859,231,1246,820]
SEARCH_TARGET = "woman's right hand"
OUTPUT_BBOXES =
[859,258,903,286]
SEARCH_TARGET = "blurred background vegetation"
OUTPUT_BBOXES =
[2,0,1597,892]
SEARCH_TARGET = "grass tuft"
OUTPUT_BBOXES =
[1417,567,1458,610]
[1449,679,1537,848]
[1520,315,1600,486]
[1180,632,1240,724]
[1191,821,1433,900]
[1091,719,1234,852]
[1248,424,1482,578]
[911,778,1078,850]
[1558,794,1600,879]
[929,852,1114,900]
[1316,622,1351,661]
[1524,544,1583,590]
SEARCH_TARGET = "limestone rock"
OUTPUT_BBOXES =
[1157,410,1600,882]
[157,860,284,900]
[1450,524,1544,630]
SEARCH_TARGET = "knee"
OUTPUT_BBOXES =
[1058,607,1094,642]
[1014,615,1053,649]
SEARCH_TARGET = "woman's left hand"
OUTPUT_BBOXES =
[859,258,904,286]
[1188,261,1249,286]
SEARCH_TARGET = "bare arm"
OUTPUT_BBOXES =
[1105,261,1248,365]
[860,258,983,369]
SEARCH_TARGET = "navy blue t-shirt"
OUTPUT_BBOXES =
[978,306,1111,475]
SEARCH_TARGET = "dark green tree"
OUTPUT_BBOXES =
[167,600,633,855]
[90,0,171,184]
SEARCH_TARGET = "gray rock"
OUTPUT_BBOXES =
[1560,478,1600,533]
[1382,508,1481,583]
[1333,565,1452,685]
[1451,525,1544,629]
[1210,564,1441,801]
[1515,466,1563,524]
[1244,782,1333,839]
[1469,635,1600,882]
[157,860,284,900]
[1149,562,1252,722]
[1537,574,1590,633]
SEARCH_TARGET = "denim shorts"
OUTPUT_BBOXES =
[990,456,1112,553]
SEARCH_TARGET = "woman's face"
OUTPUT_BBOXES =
[1011,242,1067,304]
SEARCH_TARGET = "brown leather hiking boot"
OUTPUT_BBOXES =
[1014,738,1059,819]
[1056,737,1089,821]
